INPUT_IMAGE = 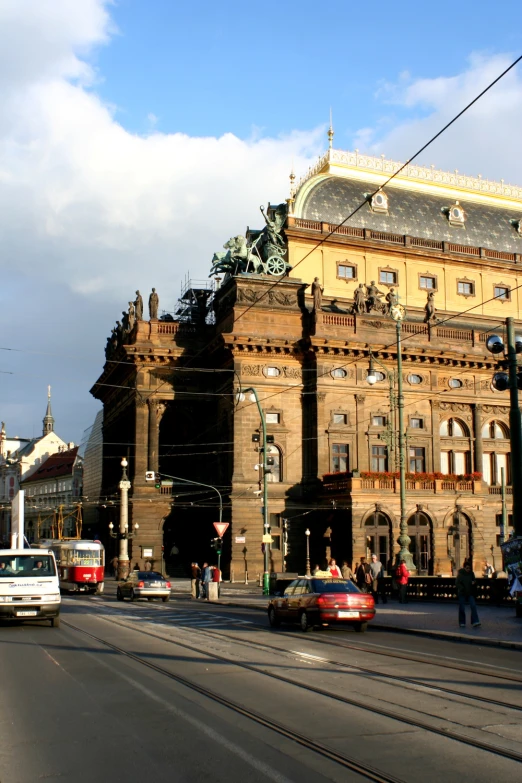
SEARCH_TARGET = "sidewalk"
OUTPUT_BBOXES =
[169,580,522,650]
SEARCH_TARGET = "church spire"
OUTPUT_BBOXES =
[327,108,334,149]
[43,385,54,435]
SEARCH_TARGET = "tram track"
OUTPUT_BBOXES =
[63,615,522,767]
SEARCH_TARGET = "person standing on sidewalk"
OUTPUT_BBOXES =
[396,557,409,604]
[212,564,221,597]
[356,557,371,592]
[369,554,386,604]
[341,560,354,581]
[190,562,201,599]
[456,559,481,628]
[200,562,211,599]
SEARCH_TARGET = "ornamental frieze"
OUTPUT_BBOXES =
[482,405,509,415]
[439,402,470,412]
[241,364,302,379]
[236,287,297,307]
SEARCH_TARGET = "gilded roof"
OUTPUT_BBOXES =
[301,177,522,254]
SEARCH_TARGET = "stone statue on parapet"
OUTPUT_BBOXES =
[366,281,385,313]
[121,310,129,333]
[135,290,143,320]
[149,288,159,319]
[353,283,366,315]
[385,287,399,314]
[128,301,136,331]
[424,291,436,323]
[260,204,286,250]
[312,277,323,313]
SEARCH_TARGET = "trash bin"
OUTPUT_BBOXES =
[207,582,219,601]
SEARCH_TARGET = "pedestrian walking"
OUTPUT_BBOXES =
[190,562,201,599]
[395,558,409,604]
[212,564,221,597]
[369,554,386,604]
[111,556,119,578]
[456,559,481,627]
[200,562,211,599]
[341,560,354,581]
[328,558,341,577]
[356,557,371,592]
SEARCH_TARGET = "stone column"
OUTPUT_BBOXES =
[355,395,368,471]
[473,404,483,475]
[148,400,167,473]
[431,400,441,473]
[134,399,149,487]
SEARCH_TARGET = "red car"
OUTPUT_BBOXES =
[268,577,375,632]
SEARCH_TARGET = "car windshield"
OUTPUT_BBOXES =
[311,578,360,594]
[0,554,56,577]
[139,572,164,580]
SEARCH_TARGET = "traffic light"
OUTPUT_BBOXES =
[491,372,509,392]
[211,537,222,554]
[266,434,275,444]
[154,472,161,489]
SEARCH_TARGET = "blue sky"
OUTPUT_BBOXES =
[94,0,522,141]
[0,0,521,443]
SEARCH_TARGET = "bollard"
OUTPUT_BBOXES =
[207,582,219,601]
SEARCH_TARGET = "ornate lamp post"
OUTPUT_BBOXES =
[305,528,311,577]
[108,458,139,580]
[236,386,270,596]
[366,302,414,571]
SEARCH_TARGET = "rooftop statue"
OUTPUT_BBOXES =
[424,291,436,323]
[128,301,136,331]
[135,290,143,321]
[366,281,385,313]
[353,283,366,315]
[211,235,261,276]
[149,288,159,320]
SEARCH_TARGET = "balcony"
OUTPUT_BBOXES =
[322,472,485,495]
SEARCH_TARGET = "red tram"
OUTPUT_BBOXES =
[37,540,105,594]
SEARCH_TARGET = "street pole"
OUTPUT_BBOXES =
[500,467,507,546]
[305,528,311,577]
[118,458,131,579]
[506,317,522,537]
[395,316,414,570]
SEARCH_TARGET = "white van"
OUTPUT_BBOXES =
[0,549,61,627]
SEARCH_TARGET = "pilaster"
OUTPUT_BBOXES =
[473,403,483,474]
[148,400,167,473]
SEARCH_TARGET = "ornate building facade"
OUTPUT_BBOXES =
[92,142,522,578]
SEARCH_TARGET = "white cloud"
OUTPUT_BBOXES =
[353,53,522,183]
[0,0,321,439]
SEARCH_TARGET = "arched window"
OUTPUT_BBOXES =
[481,420,509,439]
[364,511,392,572]
[407,512,433,574]
[440,418,468,437]
[266,444,282,483]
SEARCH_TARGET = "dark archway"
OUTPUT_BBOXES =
[365,511,393,574]
[448,509,472,572]
[406,510,433,574]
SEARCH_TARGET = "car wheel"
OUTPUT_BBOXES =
[129,589,136,602]
[162,596,169,603]
[51,616,60,629]
[299,611,310,632]
[268,606,280,628]
[354,621,368,633]
[116,588,123,602]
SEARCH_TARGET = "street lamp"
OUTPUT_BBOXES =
[305,528,311,577]
[366,302,414,572]
[486,318,522,538]
[236,386,271,596]
[108,458,138,580]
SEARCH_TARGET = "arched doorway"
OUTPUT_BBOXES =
[448,509,472,572]
[365,511,392,573]
[406,511,433,574]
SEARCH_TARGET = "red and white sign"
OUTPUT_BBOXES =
[213,522,229,537]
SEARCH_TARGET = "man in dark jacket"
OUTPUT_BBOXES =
[356,557,371,592]
[190,562,201,599]
[456,559,481,627]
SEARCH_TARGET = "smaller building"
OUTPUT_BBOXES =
[22,447,83,541]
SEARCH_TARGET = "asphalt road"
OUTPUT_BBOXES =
[1,595,521,783]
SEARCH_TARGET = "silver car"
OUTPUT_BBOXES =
[117,571,171,602]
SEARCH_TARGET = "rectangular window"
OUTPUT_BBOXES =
[371,445,387,472]
[440,451,450,475]
[331,443,349,473]
[269,513,281,529]
[453,451,466,475]
[380,270,397,285]
[337,264,356,279]
[494,285,510,300]
[270,535,281,551]
[332,413,347,425]
[409,447,425,473]
[420,276,436,290]
[410,418,423,429]
[265,412,280,424]
[458,281,474,296]
[372,415,386,427]
[482,453,492,485]
[496,453,510,485]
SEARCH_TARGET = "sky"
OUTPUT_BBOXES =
[0,0,521,443]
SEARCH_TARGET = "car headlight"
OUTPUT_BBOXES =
[0,596,10,602]
[46,594,61,602]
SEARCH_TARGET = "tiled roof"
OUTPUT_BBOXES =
[302,177,522,254]
[21,448,79,484]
